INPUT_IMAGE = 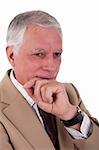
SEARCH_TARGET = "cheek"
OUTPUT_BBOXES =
[56,59,61,68]
[28,61,42,72]
[23,62,41,80]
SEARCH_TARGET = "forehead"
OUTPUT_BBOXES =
[25,24,61,36]
[25,25,61,41]
[20,24,62,51]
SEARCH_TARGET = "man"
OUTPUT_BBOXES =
[0,10,99,150]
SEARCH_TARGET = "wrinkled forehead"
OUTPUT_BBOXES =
[19,24,62,54]
[23,24,62,45]
[24,23,62,38]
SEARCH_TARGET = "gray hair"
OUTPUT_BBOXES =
[6,10,62,54]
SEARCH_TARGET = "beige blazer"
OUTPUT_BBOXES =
[0,70,99,150]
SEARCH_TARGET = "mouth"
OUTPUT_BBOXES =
[35,76,56,80]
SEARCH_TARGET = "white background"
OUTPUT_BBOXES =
[0,0,99,119]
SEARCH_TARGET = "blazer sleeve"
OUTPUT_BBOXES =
[65,83,99,124]
[0,122,13,150]
[64,83,99,149]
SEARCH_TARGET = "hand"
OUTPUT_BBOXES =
[24,78,77,120]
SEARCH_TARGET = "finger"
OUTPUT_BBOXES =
[41,86,53,104]
[24,77,40,89]
[34,79,49,103]
[24,87,34,97]
[38,101,53,113]
[24,77,41,101]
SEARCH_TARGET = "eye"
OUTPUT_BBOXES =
[53,52,62,58]
[34,52,46,58]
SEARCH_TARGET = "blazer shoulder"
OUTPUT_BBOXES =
[64,83,81,105]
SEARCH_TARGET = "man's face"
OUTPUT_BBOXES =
[11,25,62,84]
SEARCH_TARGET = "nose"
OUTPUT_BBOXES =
[43,58,57,72]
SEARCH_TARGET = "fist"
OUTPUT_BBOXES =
[24,78,76,120]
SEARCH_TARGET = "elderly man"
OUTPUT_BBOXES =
[0,10,99,150]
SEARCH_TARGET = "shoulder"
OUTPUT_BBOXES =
[64,83,81,105]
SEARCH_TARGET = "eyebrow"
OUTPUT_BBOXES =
[54,49,63,52]
[31,48,46,52]
[31,48,63,53]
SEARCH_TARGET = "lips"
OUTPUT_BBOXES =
[35,75,56,80]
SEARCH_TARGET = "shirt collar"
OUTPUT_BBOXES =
[10,70,35,106]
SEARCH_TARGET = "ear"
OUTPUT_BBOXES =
[6,46,15,67]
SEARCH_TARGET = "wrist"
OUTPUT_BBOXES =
[61,106,83,127]
[59,105,77,121]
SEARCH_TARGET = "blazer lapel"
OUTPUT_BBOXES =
[1,71,55,150]
[56,118,75,150]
